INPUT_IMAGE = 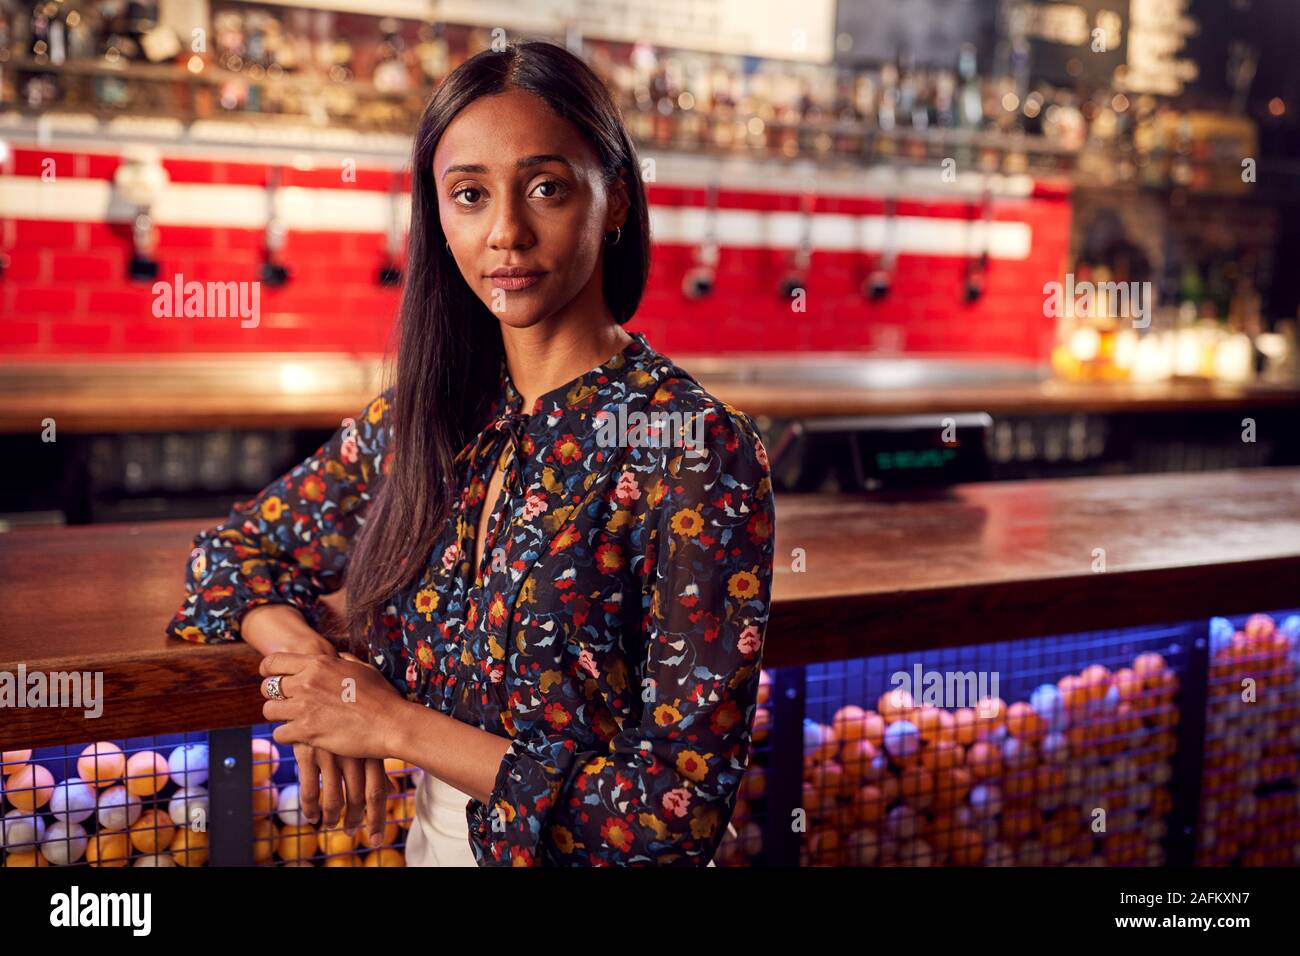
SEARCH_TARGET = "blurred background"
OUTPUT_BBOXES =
[2,0,1299,523]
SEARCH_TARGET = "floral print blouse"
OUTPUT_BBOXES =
[167,331,776,866]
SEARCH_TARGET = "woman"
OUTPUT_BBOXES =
[167,40,776,867]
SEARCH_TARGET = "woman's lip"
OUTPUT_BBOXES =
[489,273,546,291]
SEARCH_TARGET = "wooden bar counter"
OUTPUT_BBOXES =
[3,467,1299,749]
[2,355,1298,433]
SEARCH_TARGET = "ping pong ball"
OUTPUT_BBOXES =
[363,848,405,867]
[1132,653,1166,683]
[5,763,54,811]
[5,849,47,866]
[129,809,176,854]
[878,688,915,722]
[97,785,142,831]
[42,821,89,865]
[251,738,282,786]
[276,783,305,826]
[389,790,417,828]
[77,742,125,786]
[252,783,279,817]
[168,786,209,829]
[883,720,920,761]
[125,751,170,796]
[253,818,278,863]
[168,744,210,788]
[832,705,868,744]
[966,741,1003,780]
[952,708,978,745]
[757,670,772,705]
[170,827,209,867]
[278,823,317,861]
[1029,684,1065,728]
[383,757,414,780]
[1,749,32,768]
[323,854,355,867]
[133,853,176,867]
[49,777,97,824]
[975,696,1005,722]
[2,809,46,850]
[1006,702,1046,743]
[86,829,131,867]
[852,784,886,824]
[318,825,355,856]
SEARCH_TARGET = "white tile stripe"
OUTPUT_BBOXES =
[0,174,1031,258]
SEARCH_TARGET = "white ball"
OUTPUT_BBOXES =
[883,720,920,760]
[133,852,176,867]
[2,809,47,850]
[168,744,210,788]
[41,821,88,865]
[276,783,306,826]
[96,785,142,831]
[969,783,1003,819]
[49,777,97,825]
[167,786,209,830]
[1041,732,1069,763]
[1029,683,1066,730]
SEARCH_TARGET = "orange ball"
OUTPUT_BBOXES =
[861,712,886,748]
[899,765,936,809]
[878,688,916,723]
[251,738,282,787]
[125,751,170,797]
[1006,702,1046,743]
[853,784,887,824]
[966,741,1003,780]
[952,708,978,746]
[4,849,47,867]
[840,738,879,781]
[932,766,973,810]
[363,848,406,867]
[1079,664,1112,700]
[278,823,317,861]
[86,830,131,867]
[1133,652,1167,685]
[170,827,209,867]
[324,853,356,866]
[921,738,961,773]
[319,825,355,855]
[252,784,279,817]
[4,763,54,812]
[950,829,985,865]
[253,818,278,864]
[129,809,176,853]
[832,705,869,744]
[78,742,126,787]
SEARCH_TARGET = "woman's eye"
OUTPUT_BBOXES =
[452,186,482,206]
[530,179,565,200]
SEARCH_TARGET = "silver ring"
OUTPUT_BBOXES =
[266,675,286,701]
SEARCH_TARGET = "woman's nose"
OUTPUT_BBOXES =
[487,193,535,250]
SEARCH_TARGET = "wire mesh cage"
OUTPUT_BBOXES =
[786,621,1198,866]
[1197,608,1300,866]
[1,732,213,867]
[712,668,774,866]
[1,725,418,867]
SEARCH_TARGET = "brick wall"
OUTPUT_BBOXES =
[1,146,1072,360]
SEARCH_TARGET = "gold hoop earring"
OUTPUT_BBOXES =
[605,226,621,246]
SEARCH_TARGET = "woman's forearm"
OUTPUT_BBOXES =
[242,603,335,657]
[383,699,513,805]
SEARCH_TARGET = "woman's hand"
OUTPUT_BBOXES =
[259,651,405,762]
[293,747,394,848]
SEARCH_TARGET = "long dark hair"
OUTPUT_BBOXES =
[345,40,652,654]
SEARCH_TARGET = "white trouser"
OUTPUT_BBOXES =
[403,771,724,866]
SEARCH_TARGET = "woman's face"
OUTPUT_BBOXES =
[433,87,629,330]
